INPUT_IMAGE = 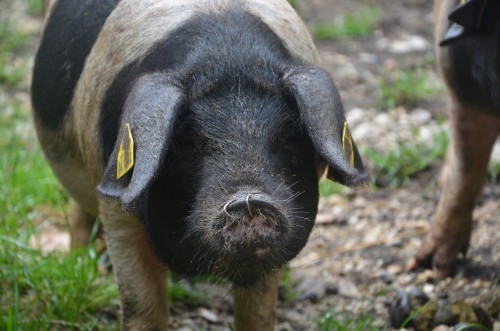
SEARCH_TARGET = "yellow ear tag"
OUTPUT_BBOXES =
[326,121,355,182]
[342,121,355,167]
[116,123,135,179]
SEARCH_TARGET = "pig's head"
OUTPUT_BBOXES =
[97,65,368,287]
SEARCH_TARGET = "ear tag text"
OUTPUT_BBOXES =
[342,121,355,167]
[117,123,135,179]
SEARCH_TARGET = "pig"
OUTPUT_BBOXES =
[31,0,368,329]
[409,0,500,279]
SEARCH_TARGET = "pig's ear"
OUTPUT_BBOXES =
[283,67,369,187]
[97,73,184,210]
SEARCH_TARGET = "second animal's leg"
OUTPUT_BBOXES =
[70,200,97,249]
[411,99,500,278]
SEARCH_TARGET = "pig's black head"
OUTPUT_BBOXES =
[97,14,368,285]
[97,65,368,286]
[153,73,323,286]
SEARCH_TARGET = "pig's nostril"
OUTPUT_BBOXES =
[222,193,278,218]
[218,192,287,249]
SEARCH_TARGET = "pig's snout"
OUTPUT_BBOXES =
[218,192,287,251]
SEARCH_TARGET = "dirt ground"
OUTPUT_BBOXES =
[14,0,500,330]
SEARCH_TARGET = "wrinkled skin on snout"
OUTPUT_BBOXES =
[408,0,500,279]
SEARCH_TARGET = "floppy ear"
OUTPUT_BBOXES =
[97,73,185,210]
[283,67,369,187]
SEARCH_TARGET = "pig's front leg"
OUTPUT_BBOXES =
[69,200,97,249]
[410,99,500,278]
[99,200,169,331]
[233,269,281,331]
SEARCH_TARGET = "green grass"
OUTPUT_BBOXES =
[0,6,122,329]
[1,246,119,330]
[168,276,205,305]
[0,97,120,329]
[0,101,205,328]
[0,18,28,86]
[488,161,500,181]
[378,67,443,109]
[363,125,449,186]
[454,324,491,331]
[0,101,68,233]
[27,0,44,15]
[319,179,346,197]
[317,310,381,331]
[314,6,381,40]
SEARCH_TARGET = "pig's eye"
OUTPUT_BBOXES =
[181,135,209,151]
[275,134,306,151]
[175,125,211,153]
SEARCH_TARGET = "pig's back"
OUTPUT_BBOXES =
[31,0,120,132]
[33,0,318,134]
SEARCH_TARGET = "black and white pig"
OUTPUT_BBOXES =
[409,0,500,279]
[32,0,368,329]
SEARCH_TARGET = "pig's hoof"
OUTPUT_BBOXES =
[407,256,455,280]
[408,234,470,280]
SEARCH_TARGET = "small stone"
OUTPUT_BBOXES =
[296,277,326,302]
[359,52,378,64]
[388,34,429,53]
[416,269,435,283]
[179,318,197,330]
[432,325,451,331]
[337,278,360,298]
[389,290,412,328]
[398,274,414,286]
[387,264,403,276]
[378,270,394,284]
[423,283,435,295]
[176,328,193,331]
[418,125,440,142]
[410,108,432,125]
[491,140,500,163]
[315,212,335,224]
[374,112,391,127]
[353,122,380,140]
[29,225,70,253]
[346,108,366,129]
[376,37,390,51]
[199,308,218,323]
